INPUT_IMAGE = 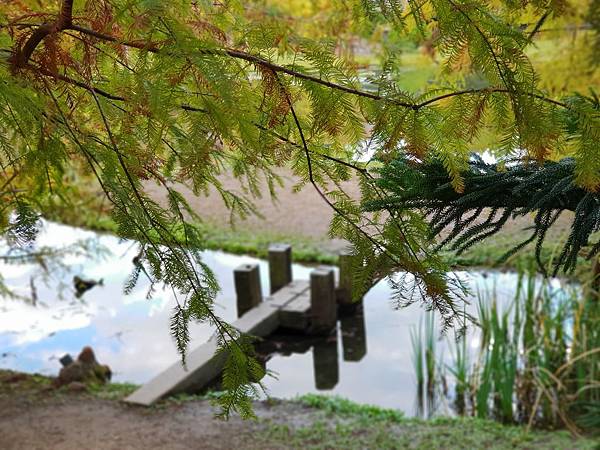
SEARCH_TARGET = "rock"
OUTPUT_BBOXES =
[67,381,88,392]
[55,346,112,387]
[59,354,74,367]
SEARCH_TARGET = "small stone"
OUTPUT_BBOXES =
[56,346,112,387]
[67,382,87,392]
[59,354,74,367]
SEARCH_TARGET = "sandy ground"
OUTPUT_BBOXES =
[145,167,573,255]
[0,390,314,450]
[145,168,360,254]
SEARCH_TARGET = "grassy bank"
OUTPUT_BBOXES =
[265,395,600,449]
[43,204,340,265]
[45,204,592,278]
[1,371,597,449]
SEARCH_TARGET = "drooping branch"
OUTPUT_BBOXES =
[64,23,412,106]
[11,0,73,69]
[367,156,600,274]
[8,20,571,111]
[274,71,463,327]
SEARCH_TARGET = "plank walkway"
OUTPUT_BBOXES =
[125,245,360,406]
[125,281,310,406]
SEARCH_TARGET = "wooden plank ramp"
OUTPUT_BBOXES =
[125,244,357,407]
[125,280,309,406]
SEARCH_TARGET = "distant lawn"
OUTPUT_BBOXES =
[44,200,592,280]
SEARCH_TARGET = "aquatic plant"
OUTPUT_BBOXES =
[441,270,600,433]
[411,311,444,417]
[410,321,425,391]
[447,332,469,415]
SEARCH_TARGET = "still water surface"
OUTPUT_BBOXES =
[0,221,565,415]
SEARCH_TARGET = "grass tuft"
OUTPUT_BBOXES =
[296,394,405,423]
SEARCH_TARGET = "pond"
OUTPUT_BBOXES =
[0,221,569,416]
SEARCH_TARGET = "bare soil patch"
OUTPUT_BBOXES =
[146,167,573,257]
[0,378,314,450]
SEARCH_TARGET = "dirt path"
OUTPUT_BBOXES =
[0,369,318,450]
[145,167,573,257]
[0,391,314,450]
[2,371,595,450]
[145,168,359,254]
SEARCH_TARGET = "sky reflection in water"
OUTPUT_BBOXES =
[0,221,563,415]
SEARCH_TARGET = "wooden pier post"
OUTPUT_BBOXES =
[268,244,292,294]
[234,263,262,317]
[340,304,367,362]
[310,266,337,333]
[337,250,356,310]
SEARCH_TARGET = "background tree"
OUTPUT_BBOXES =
[0,0,598,416]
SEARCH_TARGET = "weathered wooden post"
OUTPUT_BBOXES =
[310,266,337,333]
[268,244,292,294]
[337,249,356,311]
[234,263,262,317]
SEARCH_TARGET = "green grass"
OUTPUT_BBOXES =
[45,202,592,277]
[296,394,405,423]
[260,418,599,450]
[0,369,222,405]
[86,381,139,400]
[0,370,53,394]
[258,395,600,450]
[43,206,339,265]
[195,223,338,265]
[0,369,139,400]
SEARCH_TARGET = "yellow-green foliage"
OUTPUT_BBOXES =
[0,0,598,415]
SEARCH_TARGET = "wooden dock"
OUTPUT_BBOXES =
[125,245,361,406]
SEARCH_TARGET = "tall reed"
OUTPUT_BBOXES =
[411,311,441,417]
[441,270,599,432]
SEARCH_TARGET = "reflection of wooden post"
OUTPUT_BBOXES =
[268,244,292,294]
[340,304,367,362]
[313,334,339,390]
[310,266,337,333]
[234,264,262,317]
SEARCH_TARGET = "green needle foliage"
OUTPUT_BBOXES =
[0,0,598,415]
[367,148,600,276]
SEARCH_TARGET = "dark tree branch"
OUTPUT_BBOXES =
[9,20,571,112]
[528,9,552,40]
[11,0,73,68]
[66,24,412,106]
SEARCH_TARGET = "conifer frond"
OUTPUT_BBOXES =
[1,0,597,418]
[368,154,600,275]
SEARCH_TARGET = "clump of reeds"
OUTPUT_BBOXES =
[411,311,444,418]
[437,270,600,433]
